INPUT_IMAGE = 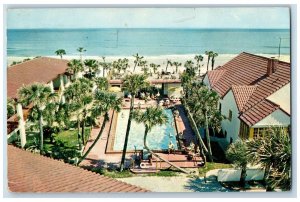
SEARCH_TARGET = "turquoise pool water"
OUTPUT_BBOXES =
[113,109,178,151]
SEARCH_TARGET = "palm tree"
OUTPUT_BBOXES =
[7,98,16,119]
[172,62,182,74]
[165,59,172,72]
[99,56,112,77]
[211,52,218,70]
[84,59,99,79]
[67,59,84,81]
[78,91,122,165]
[121,58,129,73]
[119,74,150,171]
[94,77,109,91]
[55,49,66,59]
[246,127,291,191]
[226,140,250,188]
[133,107,190,174]
[150,63,160,74]
[18,83,57,153]
[133,53,144,72]
[205,51,214,72]
[194,55,204,75]
[77,47,86,62]
[186,85,224,162]
[64,78,93,147]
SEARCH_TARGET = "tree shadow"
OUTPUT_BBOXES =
[184,176,236,192]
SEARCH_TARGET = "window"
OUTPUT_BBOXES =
[219,103,222,113]
[228,110,232,121]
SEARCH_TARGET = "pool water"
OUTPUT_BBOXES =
[113,109,178,151]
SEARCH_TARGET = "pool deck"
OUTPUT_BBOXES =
[79,101,200,171]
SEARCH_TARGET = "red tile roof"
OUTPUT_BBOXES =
[7,57,69,99]
[207,69,226,88]
[239,99,279,126]
[231,85,257,112]
[207,52,290,126]
[7,145,149,193]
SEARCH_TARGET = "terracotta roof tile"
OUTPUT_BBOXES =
[7,57,69,99]
[7,145,149,193]
[231,85,257,112]
[207,69,226,88]
[239,99,279,126]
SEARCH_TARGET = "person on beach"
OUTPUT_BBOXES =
[168,142,175,154]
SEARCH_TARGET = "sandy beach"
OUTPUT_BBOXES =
[7,54,290,74]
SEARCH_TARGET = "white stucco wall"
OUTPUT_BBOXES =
[220,90,240,143]
[267,83,290,114]
[253,109,290,127]
[203,74,211,89]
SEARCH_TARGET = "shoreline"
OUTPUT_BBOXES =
[7,54,290,72]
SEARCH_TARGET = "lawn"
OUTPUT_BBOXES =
[15,127,91,163]
[198,162,233,177]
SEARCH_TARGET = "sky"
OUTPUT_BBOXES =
[7,7,290,29]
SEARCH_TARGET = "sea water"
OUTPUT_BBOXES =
[7,28,290,57]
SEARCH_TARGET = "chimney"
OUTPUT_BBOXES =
[267,57,277,76]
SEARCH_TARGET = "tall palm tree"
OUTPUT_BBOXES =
[94,77,109,91]
[205,51,213,72]
[99,56,112,77]
[246,128,291,191]
[194,55,204,75]
[165,59,172,72]
[78,91,122,165]
[67,59,84,81]
[55,49,66,59]
[18,83,57,153]
[172,62,182,74]
[226,140,251,188]
[121,58,129,73]
[133,53,144,72]
[133,107,190,174]
[119,74,150,171]
[64,78,93,147]
[186,85,224,162]
[211,52,218,70]
[84,59,99,79]
[150,63,160,74]
[77,47,86,62]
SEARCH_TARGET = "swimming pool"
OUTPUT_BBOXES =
[113,109,178,151]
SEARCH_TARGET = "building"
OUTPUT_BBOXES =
[203,52,290,144]
[7,57,71,147]
[7,145,149,192]
[109,78,182,98]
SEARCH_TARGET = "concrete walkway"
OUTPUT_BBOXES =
[79,110,133,169]
[119,170,232,192]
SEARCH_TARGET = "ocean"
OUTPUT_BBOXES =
[7,28,290,57]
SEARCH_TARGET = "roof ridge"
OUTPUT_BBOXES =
[8,56,69,68]
[241,52,290,65]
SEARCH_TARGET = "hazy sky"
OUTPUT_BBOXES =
[7,7,290,29]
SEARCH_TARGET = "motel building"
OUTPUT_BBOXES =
[108,78,183,99]
[203,52,290,146]
[7,57,72,147]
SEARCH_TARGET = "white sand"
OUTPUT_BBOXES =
[7,54,290,75]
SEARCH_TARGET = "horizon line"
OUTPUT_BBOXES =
[7,27,290,30]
